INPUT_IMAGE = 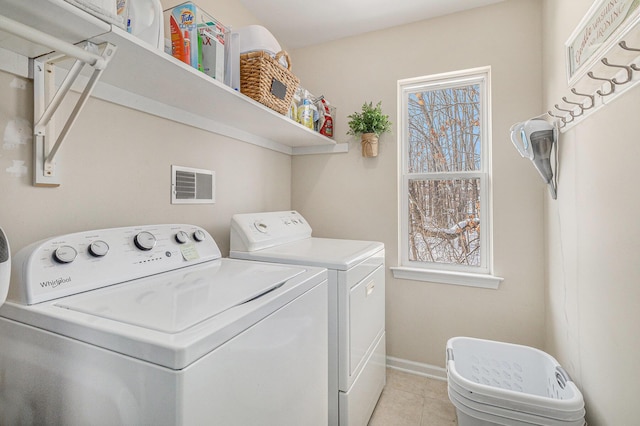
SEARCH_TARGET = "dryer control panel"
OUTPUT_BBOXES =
[12,224,221,305]
[230,211,312,252]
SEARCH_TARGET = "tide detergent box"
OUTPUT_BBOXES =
[166,2,198,67]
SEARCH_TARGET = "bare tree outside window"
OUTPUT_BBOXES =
[406,84,483,267]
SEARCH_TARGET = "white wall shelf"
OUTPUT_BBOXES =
[86,27,346,155]
[0,0,346,158]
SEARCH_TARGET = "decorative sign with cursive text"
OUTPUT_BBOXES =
[566,0,640,83]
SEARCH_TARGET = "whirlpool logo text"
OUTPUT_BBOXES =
[40,276,71,289]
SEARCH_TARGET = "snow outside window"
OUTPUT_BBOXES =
[392,67,502,289]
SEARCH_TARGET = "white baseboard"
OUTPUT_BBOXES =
[386,356,447,381]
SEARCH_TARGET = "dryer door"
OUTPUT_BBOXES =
[347,265,385,378]
[338,254,385,392]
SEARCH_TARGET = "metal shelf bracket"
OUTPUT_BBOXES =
[33,42,117,186]
[0,14,116,186]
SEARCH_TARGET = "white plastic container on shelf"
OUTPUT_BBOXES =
[446,337,585,426]
[122,0,164,50]
[233,25,282,55]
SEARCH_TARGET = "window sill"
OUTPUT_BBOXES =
[390,267,503,289]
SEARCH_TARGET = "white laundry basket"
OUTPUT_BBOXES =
[446,337,585,426]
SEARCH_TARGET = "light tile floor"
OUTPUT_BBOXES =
[368,368,458,426]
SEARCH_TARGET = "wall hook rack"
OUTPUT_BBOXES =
[545,3,640,133]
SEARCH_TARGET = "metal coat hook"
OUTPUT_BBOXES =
[619,41,640,51]
[550,107,573,123]
[601,58,633,84]
[546,111,566,128]
[618,41,640,71]
[549,110,569,126]
[561,97,584,117]
[587,71,616,96]
[570,88,595,110]
[554,104,576,122]
[547,111,573,128]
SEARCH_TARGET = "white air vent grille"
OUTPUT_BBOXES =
[171,165,215,204]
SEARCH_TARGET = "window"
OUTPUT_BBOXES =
[392,67,502,289]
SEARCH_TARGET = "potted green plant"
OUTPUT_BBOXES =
[347,101,392,157]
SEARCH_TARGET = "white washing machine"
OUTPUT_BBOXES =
[0,224,328,426]
[229,211,386,426]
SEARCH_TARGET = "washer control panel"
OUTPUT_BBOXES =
[12,224,221,305]
[230,211,312,252]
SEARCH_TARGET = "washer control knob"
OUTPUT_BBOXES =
[53,245,78,264]
[88,240,109,257]
[175,231,190,244]
[254,221,268,233]
[134,231,157,251]
[193,229,206,242]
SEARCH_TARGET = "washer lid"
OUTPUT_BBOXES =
[231,237,384,271]
[56,260,303,333]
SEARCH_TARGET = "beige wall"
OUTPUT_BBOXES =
[0,1,291,296]
[290,0,547,366]
[543,1,640,425]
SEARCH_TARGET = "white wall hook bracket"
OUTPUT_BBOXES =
[32,42,117,186]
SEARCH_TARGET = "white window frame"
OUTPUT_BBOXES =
[391,66,503,289]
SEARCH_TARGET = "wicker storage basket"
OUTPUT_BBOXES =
[240,51,300,115]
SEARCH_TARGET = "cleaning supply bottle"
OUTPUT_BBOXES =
[289,87,302,121]
[319,98,334,138]
[116,0,130,32]
[184,30,191,64]
[298,98,314,130]
[126,0,164,50]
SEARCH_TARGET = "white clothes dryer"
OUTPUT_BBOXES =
[0,224,328,426]
[230,211,385,426]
